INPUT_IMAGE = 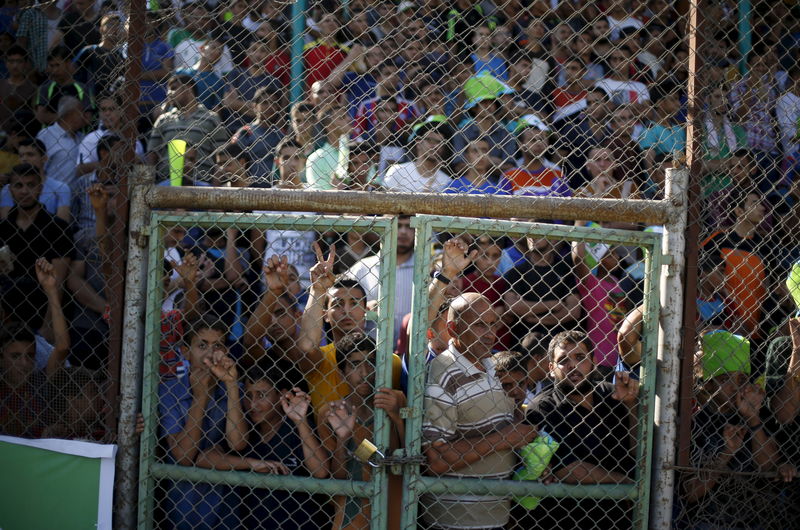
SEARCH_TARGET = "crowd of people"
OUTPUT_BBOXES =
[1,0,800,528]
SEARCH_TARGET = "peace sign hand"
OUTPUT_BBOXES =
[309,241,336,297]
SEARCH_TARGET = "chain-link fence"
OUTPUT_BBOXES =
[133,207,663,530]
[2,0,800,527]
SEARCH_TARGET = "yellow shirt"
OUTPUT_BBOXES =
[306,343,404,418]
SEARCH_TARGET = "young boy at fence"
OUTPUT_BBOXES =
[493,350,529,416]
[158,316,247,530]
[519,331,553,403]
[297,243,405,419]
[41,366,107,441]
[680,330,796,528]
[521,330,638,530]
[319,331,405,530]
[196,359,329,530]
[0,258,69,438]
[571,236,629,378]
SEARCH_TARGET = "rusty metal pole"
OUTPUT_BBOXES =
[145,187,672,226]
[651,168,688,529]
[113,167,151,529]
[111,0,146,527]
[677,0,705,470]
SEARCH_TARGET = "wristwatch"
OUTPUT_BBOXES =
[430,270,451,285]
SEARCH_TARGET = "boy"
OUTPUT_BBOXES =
[34,46,93,126]
[504,117,571,197]
[0,258,70,438]
[320,331,405,530]
[197,359,328,529]
[158,316,247,529]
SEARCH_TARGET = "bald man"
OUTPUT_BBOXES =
[421,293,538,530]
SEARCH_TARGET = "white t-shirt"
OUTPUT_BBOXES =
[776,91,800,155]
[254,210,317,290]
[383,161,451,192]
[173,37,234,76]
[77,128,145,168]
[594,78,651,104]
[607,15,644,41]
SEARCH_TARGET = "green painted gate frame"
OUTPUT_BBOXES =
[136,213,398,529]
[135,212,661,530]
[401,215,663,530]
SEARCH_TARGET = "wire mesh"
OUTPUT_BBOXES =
[0,0,799,528]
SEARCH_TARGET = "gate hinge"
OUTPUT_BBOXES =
[133,231,149,248]
[661,254,674,265]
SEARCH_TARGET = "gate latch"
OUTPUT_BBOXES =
[353,440,425,474]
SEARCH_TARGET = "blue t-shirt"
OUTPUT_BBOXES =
[230,123,285,185]
[637,122,686,155]
[342,71,377,117]
[159,371,240,530]
[470,54,509,81]
[140,39,174,105]
[444,175,513,195]
[223,69,282,132]
[0,178,71,214]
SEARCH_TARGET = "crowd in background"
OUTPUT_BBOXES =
[1,0,800,528]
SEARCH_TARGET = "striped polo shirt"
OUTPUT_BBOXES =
[421,342,516,529]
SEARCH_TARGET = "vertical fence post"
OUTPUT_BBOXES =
[737,0,752,74]
[290,0,307,105]
[651,168,689,528]
[113,168,152,529]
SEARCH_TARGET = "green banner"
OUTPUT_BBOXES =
[0,436,116,530]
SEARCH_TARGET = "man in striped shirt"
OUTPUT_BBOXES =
[421,292,538,529]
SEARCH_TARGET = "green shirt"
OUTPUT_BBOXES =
[701,122,747,198]
[305,136,347,190]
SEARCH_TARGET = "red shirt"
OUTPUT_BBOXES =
[265,51,290,86]
[303,40,348,86]
[552,87,587,108]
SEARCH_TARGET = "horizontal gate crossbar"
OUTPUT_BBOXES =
[145,185,671,225]
[150,463,373,497]
[415,476,639,500]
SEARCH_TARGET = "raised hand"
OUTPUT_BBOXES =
[264,254,290,293]
[373,388,406,418]
[250,459,290,474]
[722,423,746,455]
[281,388,311,424]
[736,383,765,424]
[172,253,199,284]
[441,237,477,278]
[326,400,356,440]
[776,463,797,483]
[611,371,639,406]
[309,241,336,297]
[87,183,109,213]
[204,349,238,385]
[35,257,58,293]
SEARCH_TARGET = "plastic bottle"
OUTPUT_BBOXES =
[512,431,560,510]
